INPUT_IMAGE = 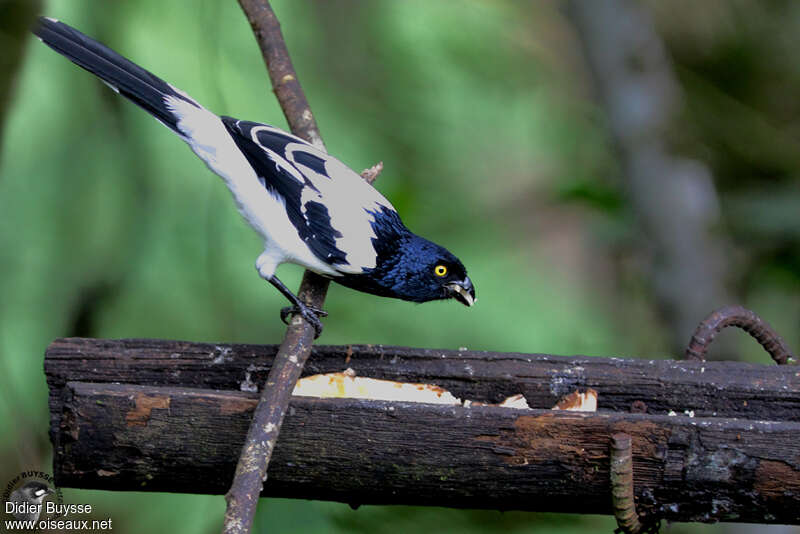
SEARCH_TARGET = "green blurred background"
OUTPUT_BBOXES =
[1,0,798,533]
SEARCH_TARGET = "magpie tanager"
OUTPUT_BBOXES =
[9,481,54,522]
[33,18,475,337]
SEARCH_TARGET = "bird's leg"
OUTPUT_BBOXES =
[268,275,327,338]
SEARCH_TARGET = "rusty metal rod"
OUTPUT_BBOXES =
[685,305,796,364]
[610,433,643,534]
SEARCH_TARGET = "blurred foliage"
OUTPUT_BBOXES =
[0,1,797,533]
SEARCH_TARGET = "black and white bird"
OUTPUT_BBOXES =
[33,17,475,337]
[9,481,54,522]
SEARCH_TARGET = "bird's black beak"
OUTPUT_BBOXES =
[446,277,476,307]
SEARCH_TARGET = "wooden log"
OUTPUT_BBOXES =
[45,337,800,524]
[45,337,800,420]
[54,381,800,525]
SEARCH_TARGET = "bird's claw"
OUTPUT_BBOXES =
[280,303,328,338]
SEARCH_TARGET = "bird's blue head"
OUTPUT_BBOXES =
[337,206,475,306]
[384,234,475,305]
[345,205,474,306]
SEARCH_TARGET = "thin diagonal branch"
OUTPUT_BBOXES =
[222,2,379,533]
[222,1,325,532]
[237,0,325,151]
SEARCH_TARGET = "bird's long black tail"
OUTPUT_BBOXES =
[33,17,201,132]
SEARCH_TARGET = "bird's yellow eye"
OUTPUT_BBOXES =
[434,265,448,277]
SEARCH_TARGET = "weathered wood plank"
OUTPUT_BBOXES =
[54,381,800,525]
[45,338,800,420]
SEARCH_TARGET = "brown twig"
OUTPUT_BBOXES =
[360,161,383,184]
[237,0,325,151]
[222,2,381,533]
[685,305,796,365]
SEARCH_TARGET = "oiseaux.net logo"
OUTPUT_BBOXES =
[3,471,112,531]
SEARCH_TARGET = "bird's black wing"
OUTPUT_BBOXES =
[221,117,394,272]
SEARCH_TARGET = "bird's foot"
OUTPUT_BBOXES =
[280,302,328,338]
